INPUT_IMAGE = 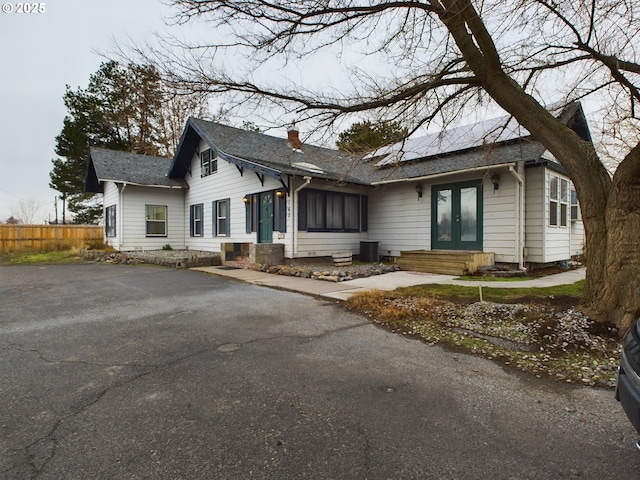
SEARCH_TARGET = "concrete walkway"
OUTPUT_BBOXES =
[192,265,586,301]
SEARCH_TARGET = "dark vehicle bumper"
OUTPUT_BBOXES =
[617,318,640,436]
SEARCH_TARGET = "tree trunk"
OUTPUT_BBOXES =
[583,146,640,333]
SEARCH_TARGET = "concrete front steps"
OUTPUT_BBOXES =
[397,250,495,275]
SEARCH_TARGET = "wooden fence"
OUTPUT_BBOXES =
[0,224,103,252]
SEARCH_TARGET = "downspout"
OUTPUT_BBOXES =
[292,176,312,256]
[181,186,187,250]
[119,183,127,251]
[509,166,526,270]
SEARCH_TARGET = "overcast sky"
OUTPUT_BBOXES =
[0,0,176,223]
[0,2,612,224]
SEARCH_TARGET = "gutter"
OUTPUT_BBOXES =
[118,183,126,250]
[371,163,517,186]
[292,176,312,255]
[102,179,185,189]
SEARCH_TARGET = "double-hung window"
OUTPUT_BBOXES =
[213,199,230,236]
[105,205,116,237]
[571,189,580,221]
[200,149,217,177]
[549,175,559,226]
[145,205,167,236]
[560,179,569,227]
[549,174,570,227]
[190,204,203,237]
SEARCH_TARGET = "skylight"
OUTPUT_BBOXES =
[292,162,324,174]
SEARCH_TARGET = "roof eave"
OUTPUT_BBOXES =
[100,179,186,189]
[371,162,518,186]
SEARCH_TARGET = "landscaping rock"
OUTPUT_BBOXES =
[86,249,221,268]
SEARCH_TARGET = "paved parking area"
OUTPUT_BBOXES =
[1,264,638,479]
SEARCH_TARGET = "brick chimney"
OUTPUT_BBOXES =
[287,126,303,150]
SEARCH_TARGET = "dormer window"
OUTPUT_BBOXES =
[200,149,218,177]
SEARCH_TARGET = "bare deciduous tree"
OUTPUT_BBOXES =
[11,199,43,225]
[136,0,640,332]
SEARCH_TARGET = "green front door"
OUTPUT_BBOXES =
[259,191,273,243]
[432,181,482,251]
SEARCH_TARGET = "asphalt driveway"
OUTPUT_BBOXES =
[1,264,638,479]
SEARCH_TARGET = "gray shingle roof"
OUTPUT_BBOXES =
[88,148,186,188]
[171,118,552,187]
[171,119,372,185]
[91,102,584,193]
[367,140,547,184]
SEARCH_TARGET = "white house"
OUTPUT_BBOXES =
[85,102,587,272]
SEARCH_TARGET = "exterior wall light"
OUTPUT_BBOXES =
[491,173,500,191]
[276,190,284,197]
[243,196,249,203]
[415,183,423,198]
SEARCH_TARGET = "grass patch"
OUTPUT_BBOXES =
[394,281,584,303]
[5,250,85,265]
[457,275,535,282]
[345,281,620,388]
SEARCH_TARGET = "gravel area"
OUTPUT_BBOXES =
[84,249,221,268]
[256,262,400,281]
[84,249,398,280]
[357,296,621,388]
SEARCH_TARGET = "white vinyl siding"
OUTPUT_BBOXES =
[367,172,521,262]
[524,167,545,262]
[482,173,519,263]
[182,140,373,258]
[367,182,430,258]
[183,139,288,253]
[570,219,585,258]
[115,186,185,251]
[102,182,120,249]
[525,166,582,263]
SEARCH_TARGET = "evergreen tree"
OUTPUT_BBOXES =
[336,121,408,154]
[49,61,205,223]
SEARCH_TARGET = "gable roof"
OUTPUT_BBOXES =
[169,118,371,188]
[85,148,186,193]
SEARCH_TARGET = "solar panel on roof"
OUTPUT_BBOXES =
[369,115,530,167]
